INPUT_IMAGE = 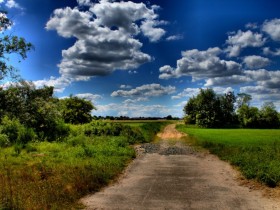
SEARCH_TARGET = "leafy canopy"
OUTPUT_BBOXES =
[0,11,33,80]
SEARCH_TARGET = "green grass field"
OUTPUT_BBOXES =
[177,125,280,188]
[0,121,167,209]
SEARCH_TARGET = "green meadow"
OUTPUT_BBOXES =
[0,121,167,209]
[177,125,280,188]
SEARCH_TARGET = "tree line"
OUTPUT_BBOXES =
[184,89,280,128]
[0,81,95,145]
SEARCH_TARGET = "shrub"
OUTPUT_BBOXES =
[0,133,9,147]
[1,116,23,143]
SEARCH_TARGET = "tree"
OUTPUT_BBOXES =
[183,97,197,124]
[259,102,280,128]
[60,96,96,124]
[219,91,237,126]
[183,89,236,128]
[237,105,260,128]
[0,11,33,80]
[236,93,252,108]
[0,81,69,141]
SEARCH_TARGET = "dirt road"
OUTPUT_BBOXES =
[81,124,280,210]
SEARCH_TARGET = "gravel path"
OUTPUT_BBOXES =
[81,124,280,210]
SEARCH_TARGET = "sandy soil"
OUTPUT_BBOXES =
[81,124,280,210]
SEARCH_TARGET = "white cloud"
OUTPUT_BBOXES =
[123,97,149,104]
[243,55,270,69]
[6,0,19,8]
[245,22,258,29]
[205,75,252,87]
[140,20,167,42]
[225,30,266,57]
[95,102,179,117]
[263,47,280,56]
[212,86,234,94]
[245,69,280,89]
[77,0,92,6]
[111,83,176,98]
[262,19,280,41]
[75,93,102,103]
[171,88,200,99]
[166,35,183,41]
[240,85,280,108]
[46,1,166,78]
[159,47,242,80]
[33,76,90,93]
[120,85,132,89]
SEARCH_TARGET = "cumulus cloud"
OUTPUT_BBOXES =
[111,83,176,98]
[96,102,178,117]
[262,19,280,41]
[171,88,200,99]
[159,47,242,80]
[244,69,280,89]
[0,0,22,9]
[46,0,166,78]
[140,20,167,42]
[263,47,280,56]
[120,85,132,89]
[212,87,234,94]
[243,55,270,69]
[225,30,266,57]
[166,35,183,41]
[240,85,280,107]
[75,93,102,102]
[6,0,20,8]
[33,76,90,93]
[205,75,252,87]
[245,22,258,29]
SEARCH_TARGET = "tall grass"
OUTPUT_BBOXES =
[0,121,167,209]
[177,125,280,188]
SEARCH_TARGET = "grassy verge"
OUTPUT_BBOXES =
[177,124,280,188]
[0,121,167,209]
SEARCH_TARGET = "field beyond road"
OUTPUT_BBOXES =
[177,125,280,188]
[82,124,280,210]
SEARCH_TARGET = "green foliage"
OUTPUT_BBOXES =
[177,125,280,187]
[184,89,236,128]
[60,96,96,124]
[237,102,280,128]
[184,89,280,128]
[0,83,71,141]
[0,133,9,147]
[0,116,36,144]
[0,120,165,209]
[0,12,33,80]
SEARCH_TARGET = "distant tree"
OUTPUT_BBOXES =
[60,96,96,124]
[219,91,237,126]
[166,115,173,120]
[259,102,280,128]
[237,105,260,128]
[0,11,33,80]
[0,81,69,140]
[183,89,236,128]
[236,93,252,108]
[183,97,197,124]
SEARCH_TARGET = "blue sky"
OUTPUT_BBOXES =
[2,0,280,117]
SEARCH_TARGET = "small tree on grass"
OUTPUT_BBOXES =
[60,96,96,124]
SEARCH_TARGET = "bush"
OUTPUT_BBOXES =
[0,116,37,145]
[18,127,37,145]
[120,126,144,144]
[1,116,23,143]
[0,133,9,147]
